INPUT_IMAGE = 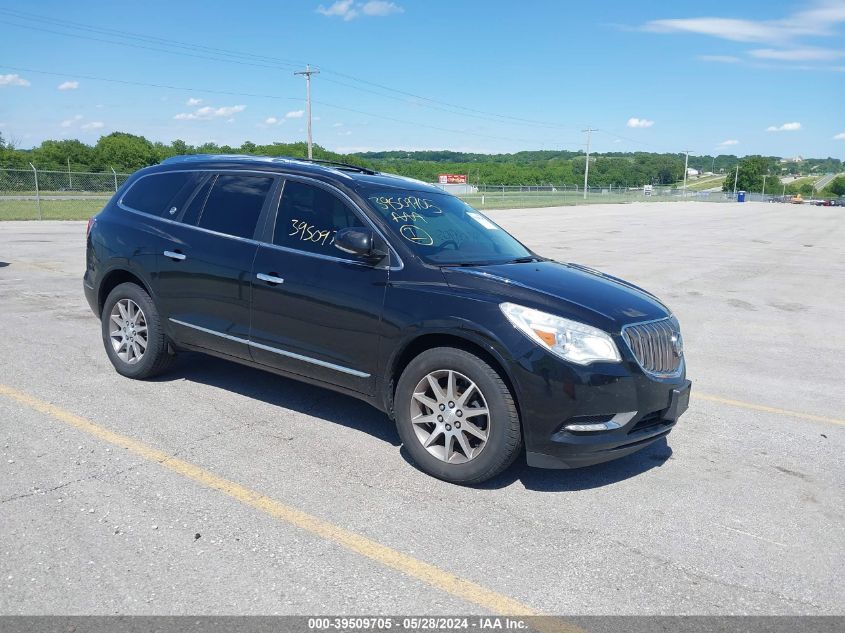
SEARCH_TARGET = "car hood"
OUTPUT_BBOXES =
[441,260,670,331]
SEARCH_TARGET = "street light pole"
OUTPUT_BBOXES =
[582,127,597,200]
[294,64,320,159]
[762,174,769,198]
[733,164,739,196]
[682,150,692,197]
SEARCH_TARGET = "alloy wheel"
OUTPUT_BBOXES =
[109,298,148,364]
[409,369,490,464]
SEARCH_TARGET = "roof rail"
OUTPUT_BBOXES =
[283,157,377,175]
[160,153,377,175]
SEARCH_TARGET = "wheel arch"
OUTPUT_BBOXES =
[384,331,522,424]
[97,268,154,317]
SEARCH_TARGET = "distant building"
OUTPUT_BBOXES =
[780,156,804,164]
[686,168,700,177]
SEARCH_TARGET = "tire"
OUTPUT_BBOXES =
[101,282,174,379]
[395,347,522,484]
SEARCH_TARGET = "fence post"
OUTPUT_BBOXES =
[111,167,118,192]
[29,162,42,221]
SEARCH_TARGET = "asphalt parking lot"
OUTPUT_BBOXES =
[1,201,843,615]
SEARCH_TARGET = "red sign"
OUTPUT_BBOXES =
[438,174,467,184]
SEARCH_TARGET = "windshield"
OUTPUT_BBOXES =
[363,189,533,265]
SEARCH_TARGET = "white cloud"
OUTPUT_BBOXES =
[338,130,353,136]
[265,116,280,125]
[644,18,796,44]
[750,47,845,61]
[186,97,203,106]
[627,117,654,128]
[643,2,845,69]
[718,139,739,146]
[57,80,79,91]
[766,121,802,132]
[317,0,358,20]
[60,114,84,128]
[174,104,246,120]
[833,132,845,140]
[332,122,344,128]
[361,1,403,16]
[317,0,403,20]
[698,54,741,63]
[81,121,104,130]
[0,73,30,87]
[285,110,305,119]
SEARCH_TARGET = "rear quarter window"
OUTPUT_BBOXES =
[122,171,203,218]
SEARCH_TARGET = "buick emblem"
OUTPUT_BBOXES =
[671,332,684,357]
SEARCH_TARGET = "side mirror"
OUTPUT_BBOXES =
[334,227,387,262]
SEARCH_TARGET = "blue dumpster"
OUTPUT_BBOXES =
[738,191,746,202]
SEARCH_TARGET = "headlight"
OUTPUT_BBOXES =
[500,302,621,365]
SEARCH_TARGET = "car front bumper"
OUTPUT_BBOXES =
[503,336,691,469]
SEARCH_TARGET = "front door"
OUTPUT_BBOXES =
[249,178,388,394]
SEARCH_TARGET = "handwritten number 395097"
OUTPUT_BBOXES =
[288,219,336,246]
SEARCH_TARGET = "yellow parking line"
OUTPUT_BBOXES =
[0,383,581,633]
[693,392,845,426]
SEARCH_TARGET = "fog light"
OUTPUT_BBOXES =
[564,411,637,432]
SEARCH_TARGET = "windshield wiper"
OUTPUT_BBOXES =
[505,256,542,264]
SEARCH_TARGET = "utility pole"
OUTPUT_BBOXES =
[294,64,320,159]
[733,164,739,196]
[762,174,769,197]
[67,157,72,190]
[682,150,692,197]
[582,127,597,199]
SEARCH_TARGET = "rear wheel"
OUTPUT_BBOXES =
[101,282,173,379]
[395,347,522,484]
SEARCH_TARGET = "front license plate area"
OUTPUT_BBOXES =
[664,381,691,421]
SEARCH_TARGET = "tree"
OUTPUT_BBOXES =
[722,155,780,193]
[821,175,845,197]
[94,132,157,171]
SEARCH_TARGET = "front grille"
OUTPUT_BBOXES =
[622,318,683,376]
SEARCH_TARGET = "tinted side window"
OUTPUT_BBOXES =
[274,180,363,255]
[180,175,214,226]
[196,174,274,239]
[122,172,202,217]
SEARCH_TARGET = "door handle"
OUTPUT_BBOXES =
[163,250,186,261]
[256,272,284,285]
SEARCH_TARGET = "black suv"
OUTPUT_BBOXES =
[84,155,690,484]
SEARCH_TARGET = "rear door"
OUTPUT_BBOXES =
[153,171,277,360]
[249,177,389,394]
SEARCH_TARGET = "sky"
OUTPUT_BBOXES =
[0,0,843,157]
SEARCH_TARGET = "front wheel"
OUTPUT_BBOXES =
[395,347,522,484]
[101,282,173,379]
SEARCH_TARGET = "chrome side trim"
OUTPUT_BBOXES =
[163,250,186,261]
[168,318,370,378]
[564,411,637,432]
[247,340,370,378]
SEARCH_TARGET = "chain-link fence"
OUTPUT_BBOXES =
[0,168,131,220]
[457,184,767,209]
[1,167,777,220]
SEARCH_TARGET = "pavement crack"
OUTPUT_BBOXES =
[0,462,146,504]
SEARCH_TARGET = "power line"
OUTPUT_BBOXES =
[0,8,580,132]
[0,64,581,148]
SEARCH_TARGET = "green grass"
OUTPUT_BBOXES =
[0,198,108,220]
[680,176,726,191]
